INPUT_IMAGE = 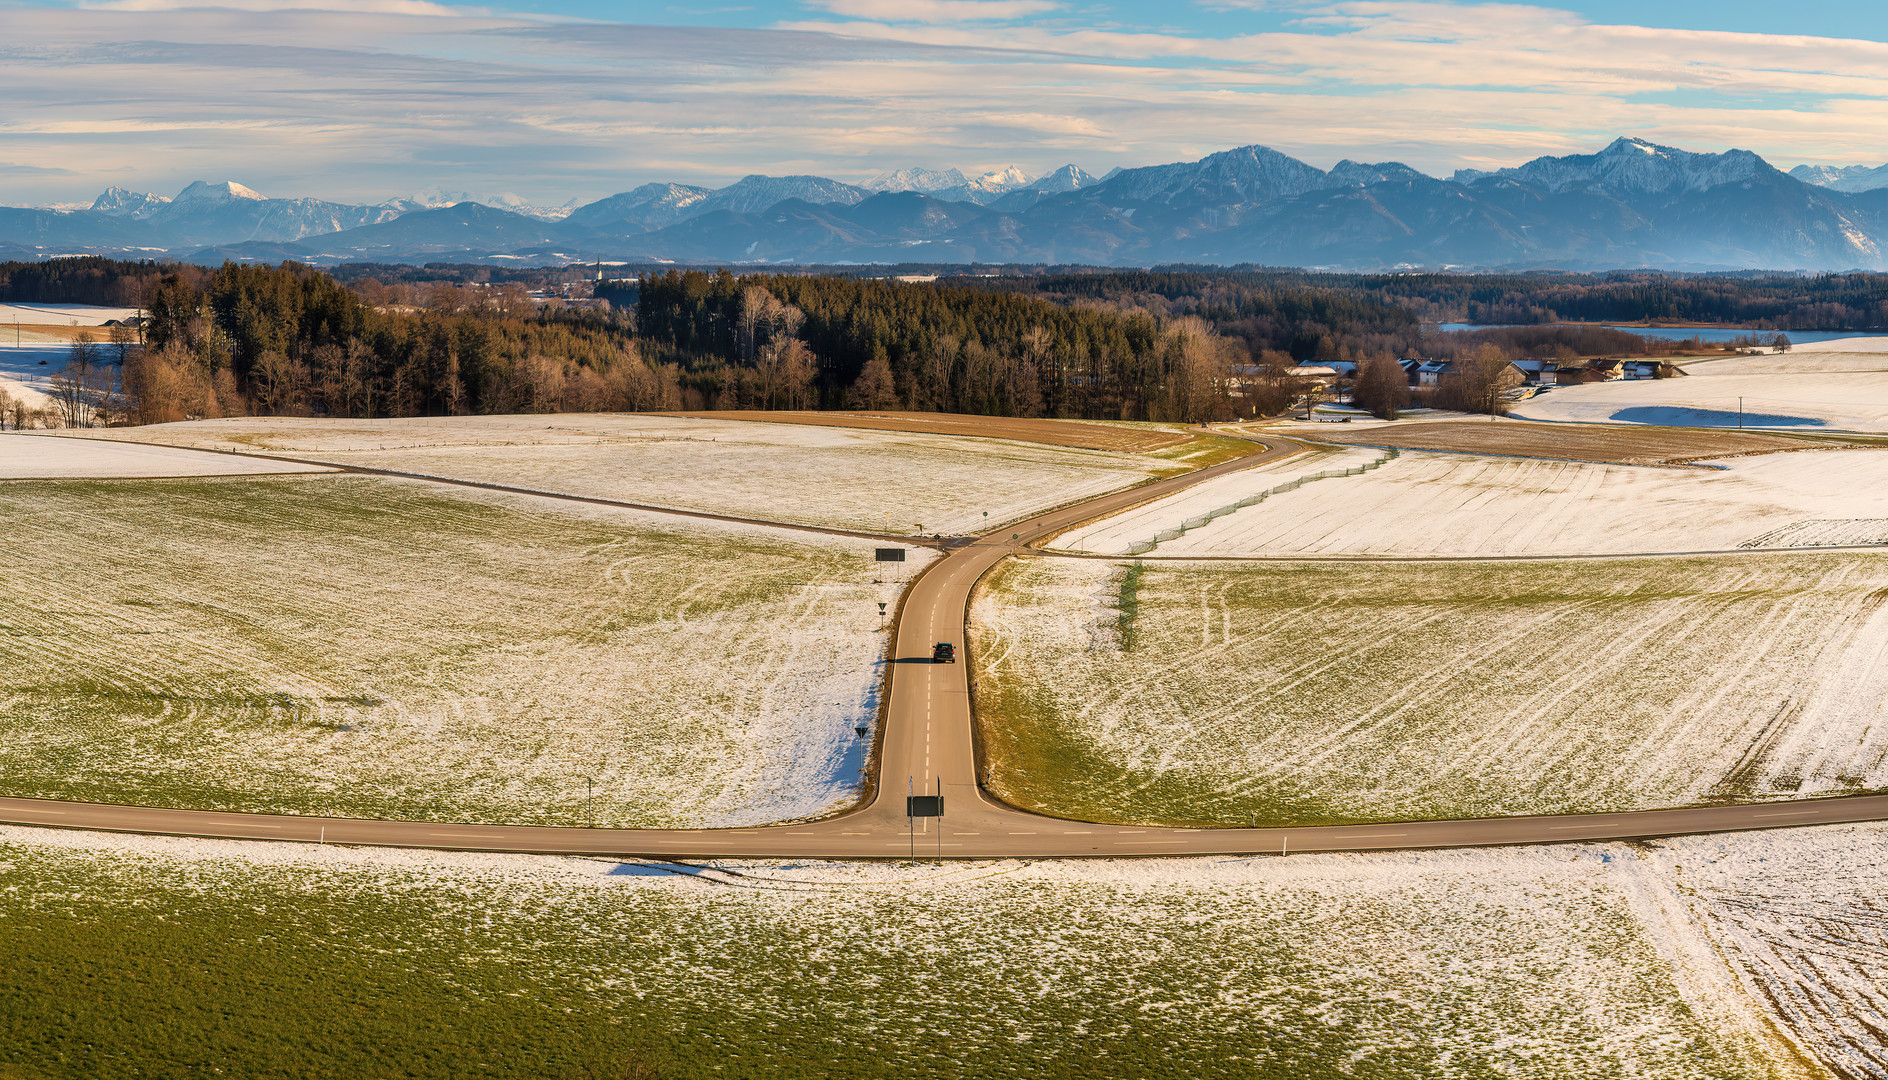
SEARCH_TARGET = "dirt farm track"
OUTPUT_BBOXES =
[668,410,1192,452]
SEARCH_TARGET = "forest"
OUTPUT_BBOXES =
[1334,270,1888,329]
[623,270,1255,420]
[4,258,1874,428]
[959,268,1888,333]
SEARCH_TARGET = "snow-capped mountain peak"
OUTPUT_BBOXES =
[861,167,969,194]
[1097,144,1330,205]
[968,165,1033,194]
[173,180,266,204]
[1026,165,1097,193]
[1790,162,1888,194]
[392,186,578,219]
[1324,160,1430,187]
[90,186,172,218]
[1478,137,1773,196]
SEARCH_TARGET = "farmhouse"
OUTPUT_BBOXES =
[1287,364,1342,385]
[1513,359,1559,385]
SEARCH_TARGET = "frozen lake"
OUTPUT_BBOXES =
[0,340,80,404]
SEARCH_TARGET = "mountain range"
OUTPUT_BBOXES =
[7,141,1888,271]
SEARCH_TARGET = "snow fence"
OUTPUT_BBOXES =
[1120,447,1399,556]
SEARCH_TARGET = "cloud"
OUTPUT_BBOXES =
[79,0,472,14]
[1,0,1886,207]
[808,0,1059,23]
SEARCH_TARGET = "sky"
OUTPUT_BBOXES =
[1,0,1885,208]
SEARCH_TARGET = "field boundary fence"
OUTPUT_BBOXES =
[1120,448,1399,555]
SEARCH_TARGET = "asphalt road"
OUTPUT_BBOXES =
[7,430,1888,858]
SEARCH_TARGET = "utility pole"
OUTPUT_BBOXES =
[1739,397,1744,429]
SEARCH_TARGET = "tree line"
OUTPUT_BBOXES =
[123,263,681,424]
[10,257,1854,430]
[1341,270,1888,330]
[625,270,1256,421]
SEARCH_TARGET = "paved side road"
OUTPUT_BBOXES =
[6,791,1884,858]
[7,431,1888,858]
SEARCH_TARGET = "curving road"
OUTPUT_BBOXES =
[6,430,1888,857]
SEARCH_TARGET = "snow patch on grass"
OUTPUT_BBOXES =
[1648,824,1888,1079]
[1052,445,1383,555]
[971,554,1888,826]
[0,433,332,478]
[0,823,1805,1080]
[83,414,1169,534]
[1149,449,1888,557]
[0,474,925,827]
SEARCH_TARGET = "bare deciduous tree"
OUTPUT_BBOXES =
[1350,353,1410,420]
[849,353,899,410]
[249,349,309,416]
[1434,343,1520,416]
[49,334,120,427]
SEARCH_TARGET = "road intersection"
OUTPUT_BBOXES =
[6,429,1888,858]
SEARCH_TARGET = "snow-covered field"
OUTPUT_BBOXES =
[972,553,1888,826]
[0,433,331,478]
[1052,444,1386,554]
[0,302,141,326]
[1513,337,1888,432]
[84,414,1170,534]
[0,822,1830,1079]
[0,473,927,827]
[1655,825,1888,1078]
[1138,447,1888,557]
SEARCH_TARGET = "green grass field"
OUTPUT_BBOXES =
[971,553,1888,827]
[0,474,904,827]
[0,831,1789,1080]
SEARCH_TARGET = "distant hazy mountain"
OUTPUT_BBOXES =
[986,165,1100,212]
[1096,145,1333,209]
[12,138,1888,270]
[561,182,716,234]
[298,202,563,259]
[1463,137,1767,195]
[860,167,969,193]
[697,175,870,217]
[1028,164,1097,194]
[91,186,172,218]
[390,186,579,220]
[855,165,1042,206]
[0,206,160,250]
[1790,163,1888,194]
[84,180,407,246]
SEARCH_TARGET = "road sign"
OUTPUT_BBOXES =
[906,795,943,817]
[875,548,906,562]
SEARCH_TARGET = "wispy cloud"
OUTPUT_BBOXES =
[0,0,1884,208]
[810,0,1060,23]
[79,0,472,13]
